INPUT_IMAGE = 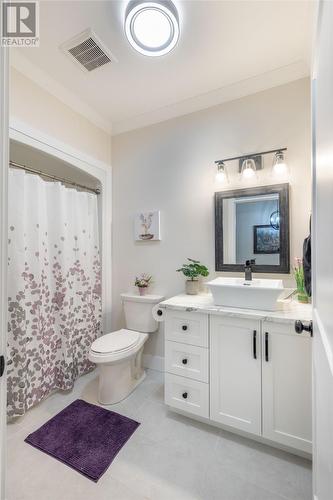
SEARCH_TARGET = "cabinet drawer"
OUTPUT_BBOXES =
[165,373,209,418]
[165,310,208,347]
[165,341,209,382]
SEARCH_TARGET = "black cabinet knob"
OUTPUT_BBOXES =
[182,358,188,365]
[182,325,188,331]
[157,309,163,316]
[182,392,188,399]
[295,320,313,337]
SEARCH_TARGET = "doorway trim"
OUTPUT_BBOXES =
[0,46,9,500]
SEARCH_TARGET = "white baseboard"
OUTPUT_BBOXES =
[143,354,164,372]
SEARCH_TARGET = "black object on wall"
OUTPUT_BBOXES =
[303,216,312,297]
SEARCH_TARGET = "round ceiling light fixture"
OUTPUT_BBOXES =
[125,1,180,56]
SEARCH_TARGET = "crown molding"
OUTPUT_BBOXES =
[10,50,113,135]
[112,60,310,136]
[10,50,310,138]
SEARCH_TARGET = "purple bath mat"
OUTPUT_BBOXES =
[25,399,140,482]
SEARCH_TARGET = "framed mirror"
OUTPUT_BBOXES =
[215,183,290,273]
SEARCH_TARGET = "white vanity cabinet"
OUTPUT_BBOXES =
[164,310,209,418]
[261,320,312,453]
[163,299,312,455]
[210,315,262,435]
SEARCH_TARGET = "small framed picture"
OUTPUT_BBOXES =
[134,211,161,241]
[253,225,280,254]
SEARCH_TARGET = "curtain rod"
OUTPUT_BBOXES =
[9,160,101,195]
[215,147,287,164]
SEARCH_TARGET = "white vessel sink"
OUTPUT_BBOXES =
[207,277,285,311]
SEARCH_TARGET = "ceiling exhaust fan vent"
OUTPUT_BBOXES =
[60,29,117,73]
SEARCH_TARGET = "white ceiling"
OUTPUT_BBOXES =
[11,0,316,135]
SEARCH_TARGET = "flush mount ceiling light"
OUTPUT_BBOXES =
[125,0,180,56]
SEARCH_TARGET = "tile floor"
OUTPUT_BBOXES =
[7,369,312,500]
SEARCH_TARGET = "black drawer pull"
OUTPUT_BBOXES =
[182,392,188,399]
[182,325,188,331]
[253,330,257,359]
[182,358,188,365]
[265,332,269,362]
[0,356,5,377]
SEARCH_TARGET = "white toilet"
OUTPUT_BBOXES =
[89,292,164,405]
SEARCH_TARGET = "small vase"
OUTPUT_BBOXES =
[297,291,309,304]
[138,287,148,296]
[185,280,199,295]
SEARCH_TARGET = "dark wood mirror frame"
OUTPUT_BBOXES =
[215,183,290,274]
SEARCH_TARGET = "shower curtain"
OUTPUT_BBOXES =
[7,169,102,418]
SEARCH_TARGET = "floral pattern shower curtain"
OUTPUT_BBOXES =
[7,169,102,418]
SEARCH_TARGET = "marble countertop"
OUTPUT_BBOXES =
[159,293,312,324]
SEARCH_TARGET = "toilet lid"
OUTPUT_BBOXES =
[91,329,141,354]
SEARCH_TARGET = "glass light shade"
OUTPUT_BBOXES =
[241,158,257,179]
[272,151,288,175]
[216,162,229,183]
[125,1,180,57]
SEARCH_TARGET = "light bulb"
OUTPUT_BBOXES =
[273,162,288,175]
[242,166,255,178]
[215,162,228,183]
[241,158,256,179]
[272,151,288,176]
[216,171,226,182]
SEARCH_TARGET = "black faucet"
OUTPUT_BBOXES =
[244,259,255,281]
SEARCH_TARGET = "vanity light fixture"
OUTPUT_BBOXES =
[125,0,180,57]
[215,161,229,183]
[214,147,287,184]
[272,150,289,176]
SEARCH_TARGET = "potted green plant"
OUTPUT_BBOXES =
[135,274,153,296]
[293,258,309,303]
[177,258,209,295]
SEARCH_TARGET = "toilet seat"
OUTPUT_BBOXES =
[91,329,141,354]
[89,329,148,364]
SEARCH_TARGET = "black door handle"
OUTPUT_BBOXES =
[295,320,313,337]
[265,332,269,362]
[253,330,257,359]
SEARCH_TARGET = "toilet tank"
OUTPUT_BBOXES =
[121,293,164,333]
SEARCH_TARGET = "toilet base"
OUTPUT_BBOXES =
[97,350,147,405]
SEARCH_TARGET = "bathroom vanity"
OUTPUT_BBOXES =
[160,294,312,456]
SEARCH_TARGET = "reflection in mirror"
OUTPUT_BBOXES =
[215,184,289,273]
[223,194,280,265]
